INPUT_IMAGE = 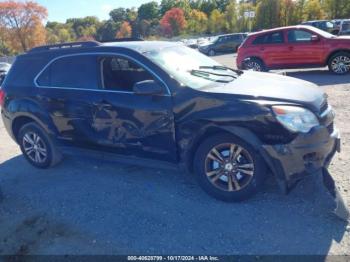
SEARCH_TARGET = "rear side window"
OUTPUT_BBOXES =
[37,55,98,89]
[252,31,284,45]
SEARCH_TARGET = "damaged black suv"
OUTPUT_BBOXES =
[0,41,341,201]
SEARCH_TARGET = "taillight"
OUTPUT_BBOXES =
[0,89,5,107]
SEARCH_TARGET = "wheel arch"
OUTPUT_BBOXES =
[8,98,60,143]
[326,49,350,65]
[11,111,58,144]
[242,56,266,69]
[184,125,263,173]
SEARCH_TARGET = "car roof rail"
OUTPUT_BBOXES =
[28,41,101,53]
[101,37,144,43]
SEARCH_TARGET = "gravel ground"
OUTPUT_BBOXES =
[0,54,349,255]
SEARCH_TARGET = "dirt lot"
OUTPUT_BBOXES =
[0,54,349,255]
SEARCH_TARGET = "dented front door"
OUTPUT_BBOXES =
[91,91,177,163]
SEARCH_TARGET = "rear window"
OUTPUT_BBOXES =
[37,55,98,89]
[252,31,284,45]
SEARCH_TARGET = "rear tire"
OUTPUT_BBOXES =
[194,134,267,202]
[328,52,350,75]
[18,122,62,169]
[243,57,268,72]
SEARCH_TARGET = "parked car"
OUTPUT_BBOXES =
[198,33,248,56]
[0,41,340,201]
[338,19,350,36]
[183,39,198,49]
[0,62,11,85]
[237,25,350,74]
[301,20,337,34]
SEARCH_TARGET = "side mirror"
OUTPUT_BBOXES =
[311,35,320,42]
[133,80,163,96]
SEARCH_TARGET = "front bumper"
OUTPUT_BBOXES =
[262,125,340,188]
[198,47,209,54]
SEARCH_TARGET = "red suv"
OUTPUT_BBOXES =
[237,25,350,74]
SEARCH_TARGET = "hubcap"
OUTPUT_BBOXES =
[22,132,47,164]
[331,56,350,74]
[205,143,255,192]
[245,61,261,71]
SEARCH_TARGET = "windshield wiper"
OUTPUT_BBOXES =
[199,65,244,75]
[189,69,236,83]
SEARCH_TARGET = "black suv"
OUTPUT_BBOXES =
[301,20,337,34]
[198,33,247,56]
[0,41,340,201]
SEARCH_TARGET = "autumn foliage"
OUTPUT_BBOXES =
[0,1,47,52]
[160,8,186,37]
[116,21,132,38]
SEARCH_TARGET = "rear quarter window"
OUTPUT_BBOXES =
[252,31,284,45]
[4,56,47,89]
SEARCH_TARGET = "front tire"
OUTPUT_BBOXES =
[18,122,62,169]
[243,57,267,72]
[194,134,266,202]
[328,52,350,75]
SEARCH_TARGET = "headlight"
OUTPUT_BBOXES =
[272,106,319,133]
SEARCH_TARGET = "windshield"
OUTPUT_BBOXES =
[143,45,237,89]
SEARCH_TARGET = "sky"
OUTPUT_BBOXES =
[36,0,159,23]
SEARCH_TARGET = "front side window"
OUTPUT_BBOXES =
[288,30,313,42]
[37,55,98,89]
[99,56,155,92]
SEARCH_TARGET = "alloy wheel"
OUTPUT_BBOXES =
[22,132,47,164]
[331,56,350,74]
[205,143,255,192]
[245,61,262,71]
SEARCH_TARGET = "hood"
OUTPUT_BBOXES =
[200,71,325,109]
[336,35,350,39]
[199,43,212,48]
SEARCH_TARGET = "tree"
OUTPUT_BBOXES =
[280,0,298,26]
[225,1,238,32]
[96,20,119,41]
[254,0,280,30]
[303,0,324,21]
[160,0,191,16]
[138,2,160,20]
[0,1,47,52]
[109,8,128,22]
[324,0,350,19]
[208,9,225,34]
[200,0,218,16]
[116,21,132,38]
[187,9,208,34]
[46,22,75,44]
[66,16,101,39]
[160,7,187,37]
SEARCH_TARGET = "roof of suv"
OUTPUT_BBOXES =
[247,25,318,37]
[26,40,182,57]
